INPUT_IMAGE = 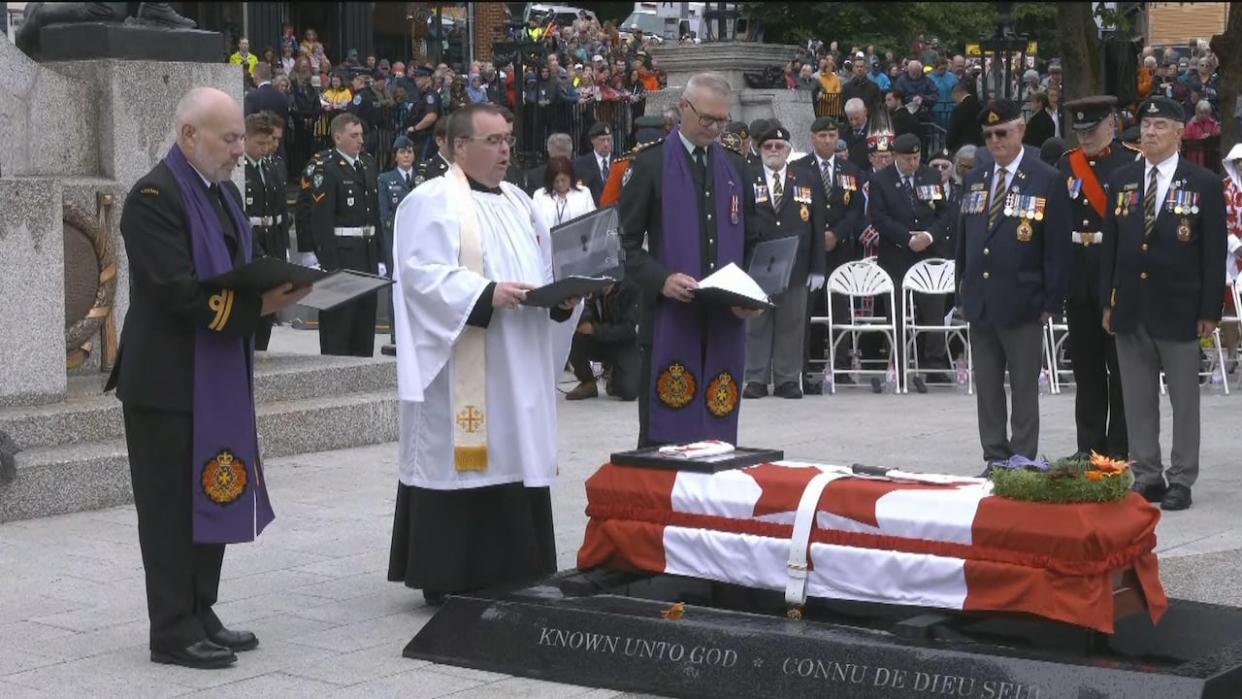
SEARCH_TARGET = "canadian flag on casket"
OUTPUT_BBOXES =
[578,461,1169,633]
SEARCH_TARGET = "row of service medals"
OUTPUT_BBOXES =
[1004,192,1045,242]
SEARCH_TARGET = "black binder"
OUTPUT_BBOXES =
[522,206,621,308]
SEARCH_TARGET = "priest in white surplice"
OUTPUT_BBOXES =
[387,104,578,605]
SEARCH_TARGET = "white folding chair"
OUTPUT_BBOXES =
[1042,314,1072,395]
[900,258,972,395]
[826,261,901,394]
[1160,327,1229,396]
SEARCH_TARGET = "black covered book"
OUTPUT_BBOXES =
[522,206,622,308]
[206,258,392,311]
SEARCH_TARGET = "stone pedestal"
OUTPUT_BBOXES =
[645,42,817,151]
[0,30,241,407]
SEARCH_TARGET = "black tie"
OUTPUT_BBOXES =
[905,175,916,207]
[601,157,609,183]
[404,171,412,188]
[692,147,706,180]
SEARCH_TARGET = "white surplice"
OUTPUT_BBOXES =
[392,175,560,489]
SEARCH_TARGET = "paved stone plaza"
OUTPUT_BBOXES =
[1,326,1239,697]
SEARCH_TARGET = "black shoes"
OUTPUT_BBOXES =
[911,376,928,394]
[1161,484,1192,511]
[774,382,802,399]
[424,590,447,606]
[208,628,259,652]
[151,639,236,669]
[380,344,397,356]
[742,383,768,399]
[870,377,882,393]
[1132,480,1167,504]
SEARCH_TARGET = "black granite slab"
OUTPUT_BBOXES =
[404,570,1242,699]
[38,23,225,63]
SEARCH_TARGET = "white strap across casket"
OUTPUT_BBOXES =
[784,469,849,607]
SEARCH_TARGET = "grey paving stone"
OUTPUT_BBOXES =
[4,649,195,698]
[0,649,62,677]
[24,620,150,662]
[329,667,483,698]
[445,676,604,698]
[178,671,339,697]
[0,680,51,698]
[281,643,430,687]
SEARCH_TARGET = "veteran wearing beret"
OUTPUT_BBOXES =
[1100,96,1227,511]
[955,99,1072,470]
[793,116,868,391]
[1056,95,1141,461]
[573,121,614,206]
[742,126,827,399]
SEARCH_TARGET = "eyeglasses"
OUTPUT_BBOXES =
[931,162,951,170]
[761,141,789,151]
[466,134,517,147]
[685,99,730,129]
[982,129,1011,140]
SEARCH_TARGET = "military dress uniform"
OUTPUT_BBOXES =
[244,154,285,351]
[414,151,450,186]
[377,150,415,351]
[265,152,292,258]
[868,133,958,387]
[294,149,331,259]
[1100,97,1227,510]
[308,148,382,356]
[955,100,1072,465]
[1055,96,1139,458]
[792,117,867,391]
[742,126,827,398]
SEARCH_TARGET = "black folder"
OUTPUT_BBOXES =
[747,236,800,297]
[206,258,393,311]
[522,206,622,308]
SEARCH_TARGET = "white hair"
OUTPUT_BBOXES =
[844,97,866,116]
[682,72,731,100]
[908,60,922,72]
[1197,100,1213,116]
[1144,56,1157,68]
[546,132,574,156]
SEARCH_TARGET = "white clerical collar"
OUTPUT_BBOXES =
[993,145,1024,178]
[337,149,358,168]
[189,161,214,188]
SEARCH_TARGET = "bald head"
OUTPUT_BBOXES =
[175,88,245,183]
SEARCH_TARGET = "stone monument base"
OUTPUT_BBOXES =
[38,23,225,62]
[405,569,1242,698]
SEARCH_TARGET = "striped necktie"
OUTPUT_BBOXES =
[772,171,784,211]
[988,167,1008,230]
[1144,166,1159,238]
[820,159,833,196]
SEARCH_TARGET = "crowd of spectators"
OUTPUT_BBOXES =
[230,13,670,178]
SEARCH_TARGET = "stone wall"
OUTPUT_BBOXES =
[0,36,98,177]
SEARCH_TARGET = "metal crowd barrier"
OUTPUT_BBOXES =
[813,92,844,119]
[514,96,644,165]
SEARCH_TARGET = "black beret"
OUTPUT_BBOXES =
[756,126,791,147]
[810,116,840,132]
[748,118,771,139]
[724,120,749,139]
[1137,96,1185,122]
[392,135,415,151]
[893,133,921,154]
[978,99,1022,126]
[1063,95,1117,131]
[1039,137,1067,165]
[928,148,952,163]
[588,122,612,138]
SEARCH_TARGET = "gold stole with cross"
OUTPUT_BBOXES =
[447,164,489,471]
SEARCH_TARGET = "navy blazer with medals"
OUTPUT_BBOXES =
[792,153,867,264]
[376,167,414,272]
[954,149,1072,327]
[572,152,609,206]
[868,163,957,279]
[743,161,826,285]
[1100,154,1227,342]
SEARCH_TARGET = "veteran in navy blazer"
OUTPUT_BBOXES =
[869,133,958,389]
[1099,96,1227,511]
[955,100,1072,468]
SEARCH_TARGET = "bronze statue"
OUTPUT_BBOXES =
[17,2,197,55]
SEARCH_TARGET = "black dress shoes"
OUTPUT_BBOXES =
[424,590,447,606]
[742,383,768,399]
[208,628,259,652]
[870,377,882,393]
[911,376,928,394]
[380,344,397,356]
[151,639,236,669]
[1161,484,1192,511]
[1132,481,1167,504]
[774,382,802,399]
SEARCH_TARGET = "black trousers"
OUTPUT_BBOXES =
[122,405,225,650]
[1066,294,1128,457]
[569,333,640,400]
[319,238,378,357]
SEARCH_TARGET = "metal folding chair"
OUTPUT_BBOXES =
[900,258,972,395]
[826,261,901,394]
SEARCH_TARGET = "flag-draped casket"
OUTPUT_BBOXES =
[577,461,1168,633]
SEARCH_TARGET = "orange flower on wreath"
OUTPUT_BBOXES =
[1089,450,1131,477]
